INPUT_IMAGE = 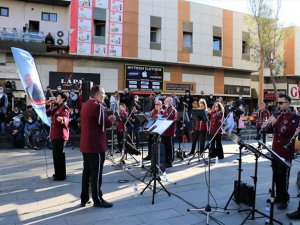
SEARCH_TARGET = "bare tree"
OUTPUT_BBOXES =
[246,0,290,101]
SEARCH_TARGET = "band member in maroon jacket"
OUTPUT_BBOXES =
[266,94,300,210]
[254,102,270,147]
[208,102,224,159]
[46,91,70,181]
[143,100,164,161]
[116,103,128,153]
[80,85,115,208]
[188,99,208,156]
[161,97,177,168]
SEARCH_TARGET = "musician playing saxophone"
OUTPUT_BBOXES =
[264,94,300,210]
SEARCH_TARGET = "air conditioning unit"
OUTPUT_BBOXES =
[55,30,69,46]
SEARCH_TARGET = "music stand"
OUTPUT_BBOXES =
[256,140,290,225]
[134,112,148,167]
[140,119,173,204]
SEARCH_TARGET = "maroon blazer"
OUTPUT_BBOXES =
[269,110,300,160]
[162,106,177,137]
[80,99,112,153]
[256,109,270,129]
[209,111,224,135]
[46,103,70,141]
[150,108,164,118]
[116,110,128,132]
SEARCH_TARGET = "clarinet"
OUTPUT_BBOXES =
[284,127,300,150]
[255,110,281,140]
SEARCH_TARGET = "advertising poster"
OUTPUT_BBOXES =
[95,0,109,8]
[110,11,123,23]
[77,42,91,54]
[125,65,164,91]
[78,30,92,42]
[110,0,124,12]
[94,44,108,56]
[108,45,122,56]
[79,0,91,7]
[78,7,93,19]
[78,19,92,31]
[109,33,122,45]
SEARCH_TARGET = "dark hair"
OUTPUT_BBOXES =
[278,94,291,103]
[90,85,104,98]
[56,91,68,102]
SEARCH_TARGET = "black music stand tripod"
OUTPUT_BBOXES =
[140,119,173,204]
[188,112,230,225]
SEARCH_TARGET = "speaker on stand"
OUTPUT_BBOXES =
[82,81,93,103]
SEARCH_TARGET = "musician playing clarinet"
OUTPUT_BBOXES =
[188,99,208,156]
[161,97,177,168]
[255,102,270,148]
[116,103,128,153]
[143,100,164,161]
[208,102,224,160]
[265,94,300,210]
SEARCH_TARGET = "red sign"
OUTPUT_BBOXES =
[263,89,286,99]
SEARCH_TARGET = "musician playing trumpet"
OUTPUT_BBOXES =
[263,94,300,210]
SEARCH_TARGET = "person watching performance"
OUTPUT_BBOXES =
[188,99,208,156]
[143,100,164,161]
[208,102,225,159]
[46,91,70,181]
[80,85,115,208]
[264,94,300,210]
[161,97,177,168]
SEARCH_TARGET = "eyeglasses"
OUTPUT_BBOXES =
[277,101,288,105]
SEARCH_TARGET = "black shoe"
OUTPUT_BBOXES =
[80,200,91,207]
[143,155,151,161]
[94,198,113,208]
[218,156,224,160]
[277,202,288,210]
[165,163,173,168]
[53,176,66,181]
[286,210,300,219]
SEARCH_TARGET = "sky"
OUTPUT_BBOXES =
[189,0,300,27]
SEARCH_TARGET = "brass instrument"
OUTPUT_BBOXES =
[284,127,300,150]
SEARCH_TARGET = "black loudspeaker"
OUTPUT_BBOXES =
[234,180,255,206]
[82,81,93,103]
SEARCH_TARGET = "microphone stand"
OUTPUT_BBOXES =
[188,110,231,225]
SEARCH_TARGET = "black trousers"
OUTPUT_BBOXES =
[256,128,267,144]
[190,130,207,154]
[273,159,291,203]
[161,136,174,164]
[209,134,224,158]
[146,134,154,158]
[81,152,105,204]
[52,139,66,179]
[117,131,124,151]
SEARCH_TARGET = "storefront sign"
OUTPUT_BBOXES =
[164,82,195,93]
[0,65,19,79]
[288,83,300,99]
[125,65,163,91]
[49,71,100,90]
[224,85,250,96]
[264,89,286,99]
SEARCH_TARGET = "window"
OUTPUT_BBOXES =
[242,40,249,54]
[150,27,160,43]
[213,36,222,51]
[41,12,57,22]
[0,7,8,17]
[95,21,105,37]
[183,32,192,47]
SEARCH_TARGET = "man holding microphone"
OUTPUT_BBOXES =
[80,85,115,208]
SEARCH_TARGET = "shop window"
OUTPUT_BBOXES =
[95,21,106,37]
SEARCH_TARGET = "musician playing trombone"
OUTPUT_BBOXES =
[264,94,300,210]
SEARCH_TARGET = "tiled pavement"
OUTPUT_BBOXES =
[1,140,300,225]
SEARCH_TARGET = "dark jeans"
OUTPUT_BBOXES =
[209,133,223,158]
[256,128,267,144]
[8,132,24,148]
[190,130,207,154]
[273,159,291,203]
[117,131,124,152]
[81,152,105,204]
[161,136,174,164]
[52,139,66,179]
